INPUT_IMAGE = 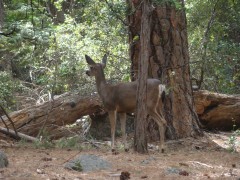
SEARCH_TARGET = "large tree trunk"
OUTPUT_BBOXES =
[127,0,202,140]
[134,0,151,153]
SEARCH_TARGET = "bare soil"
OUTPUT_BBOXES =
[0,132,239,180]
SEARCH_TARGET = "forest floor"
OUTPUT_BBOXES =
[0,132,240,180]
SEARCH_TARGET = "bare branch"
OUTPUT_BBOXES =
[0,105,18,136]
[0,127,38,142]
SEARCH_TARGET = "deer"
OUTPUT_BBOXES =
[85,54,167,153]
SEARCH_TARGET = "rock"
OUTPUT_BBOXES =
[140,156,156,165]
[165,167,190,176]
[0,151,8,168]
[64,154,111,172]
[165,167,182,174]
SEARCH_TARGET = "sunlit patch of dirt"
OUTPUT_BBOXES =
[0,132,239,179]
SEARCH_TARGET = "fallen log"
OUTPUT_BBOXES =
[0,90,239,140]
[0,92,103,139]
[0,127,38,142]
[194,90,240,130]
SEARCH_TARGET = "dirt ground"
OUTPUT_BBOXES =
[0,132,240,180]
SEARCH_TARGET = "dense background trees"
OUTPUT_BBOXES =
[187,0,240,93]
[0,0,239,112]
[0,0,129,110]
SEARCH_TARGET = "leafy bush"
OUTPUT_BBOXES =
[55,136,82,149]
[187,0,240,94]
[228,129,240,152]
[0,0,129,110]
[0,72,19,109]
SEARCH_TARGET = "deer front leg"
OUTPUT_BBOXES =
[108,111,117,152]
[119,113,128,151]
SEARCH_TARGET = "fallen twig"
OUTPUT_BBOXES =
[0,105,18,135]
[0,127,38,142]
[188,161,213,168]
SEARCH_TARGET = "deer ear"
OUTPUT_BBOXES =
[101,54,107,68]
[85,55,96,65]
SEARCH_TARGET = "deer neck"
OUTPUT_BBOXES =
[95,69,108,97]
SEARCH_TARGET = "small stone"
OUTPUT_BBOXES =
[36,169,44,174]
[165,167,181,174]
[64,154,111,172]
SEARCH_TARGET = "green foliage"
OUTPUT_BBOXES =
[18,138,28,147]
[186,0,240,94]
[228,129,240,153]
[34,128,54,149]
[55,136,82,149]
[34,139,54,149]
[71,160,83,172]
[228,119,240,152]
[0,72,19,108]
[0,0,129,110]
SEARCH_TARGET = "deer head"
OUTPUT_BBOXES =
[85,54,107,77]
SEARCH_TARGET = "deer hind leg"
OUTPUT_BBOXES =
[158,115,167,153]
[108,111,117,152]
[149,109,167,153]
[119,113,128,151]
